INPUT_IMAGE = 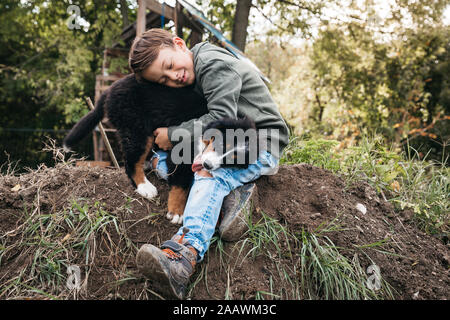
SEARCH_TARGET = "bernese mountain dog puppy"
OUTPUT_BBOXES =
[63,74,258,224]
[168,116,258,224]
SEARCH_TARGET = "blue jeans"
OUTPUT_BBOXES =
[151,149,279,261]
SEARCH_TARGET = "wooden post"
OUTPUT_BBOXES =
[136,0,147,37]
[146,0,175,20]
[175,1,184,37]
[92,130,99,161]
[190,30,202,47]
[85,97,120,169]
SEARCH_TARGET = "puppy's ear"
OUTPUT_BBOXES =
[201,137,214,149]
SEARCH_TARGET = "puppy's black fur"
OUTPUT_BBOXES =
[63,74,207,190]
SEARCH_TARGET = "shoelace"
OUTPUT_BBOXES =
[160,227,195,262]
[162,248,182,260]
[160,227,189,260]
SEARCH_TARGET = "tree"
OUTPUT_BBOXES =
[0,0,125,169]
[232,0,252,52]
[120,0,130,28]
[198,0,328,52]
[267,0,450,160]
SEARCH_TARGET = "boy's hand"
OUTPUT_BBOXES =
[153,127,173,150]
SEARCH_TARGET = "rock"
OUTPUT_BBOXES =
[356,203,367,215]
[310,212,322,220]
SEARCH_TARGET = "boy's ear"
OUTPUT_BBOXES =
[173,37,187,50]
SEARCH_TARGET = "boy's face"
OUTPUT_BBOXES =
[141,37,195,88]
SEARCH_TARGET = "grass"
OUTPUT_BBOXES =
[391,147,449,234]
[200,207,396,300]
[238,209,293,261]
[297,230,395,300]
[281,136,340,171]
[0,197,137,299]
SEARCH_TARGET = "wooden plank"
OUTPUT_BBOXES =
[100,128,117,132]
[190,30,203,47]
[175,1,184,37]
[145,0,174,21]
[95,85,111,93]
[120,25,137,44]
[119,12,158,44]
[179,9,204,34]
[96,75,122,82]
[92,130,99,162]
[145,13,163,29]
[76,161,111,168]
[137,0,147,37]
[104,47,129,57]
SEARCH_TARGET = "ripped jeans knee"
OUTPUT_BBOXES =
[150,150,169,181]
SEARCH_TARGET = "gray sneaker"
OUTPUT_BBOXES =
[219,183,256,241]
[136,232,197,299]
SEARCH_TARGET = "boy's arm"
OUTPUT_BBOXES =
[167,60,242,144]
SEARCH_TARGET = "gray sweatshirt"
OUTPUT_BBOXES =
[167,42,289,159]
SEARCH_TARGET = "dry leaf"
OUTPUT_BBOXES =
[11,184,21,192]
[62,234,71,243]
[390,181,400,192]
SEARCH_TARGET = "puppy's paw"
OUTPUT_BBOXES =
[171,214,183,225]
[166,212,183,224]
[136,178,158,199]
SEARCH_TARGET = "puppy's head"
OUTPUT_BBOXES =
[192,117,257,172]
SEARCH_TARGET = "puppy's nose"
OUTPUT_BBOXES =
[203,160,212,170]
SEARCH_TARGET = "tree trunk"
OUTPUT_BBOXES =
[232,0,252,52]
[120,0,129,28]
[315,92,325,123]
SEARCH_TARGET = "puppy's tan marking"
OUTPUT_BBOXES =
[168,186,189,216]
[133,136,154,186]
[167,186,189,224]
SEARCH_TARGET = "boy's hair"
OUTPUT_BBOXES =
[128,28,175,78]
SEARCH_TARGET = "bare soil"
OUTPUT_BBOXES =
[0,163,448,300]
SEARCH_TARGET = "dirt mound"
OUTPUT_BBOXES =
[0,163,448,300]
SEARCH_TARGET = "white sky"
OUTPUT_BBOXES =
[444,5,450,24]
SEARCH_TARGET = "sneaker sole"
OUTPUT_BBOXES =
[219,183,256,241]
[136,244,182,299]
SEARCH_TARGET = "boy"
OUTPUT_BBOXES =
[129,28,289,299]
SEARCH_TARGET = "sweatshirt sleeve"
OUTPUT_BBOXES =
[167,59,243,144]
